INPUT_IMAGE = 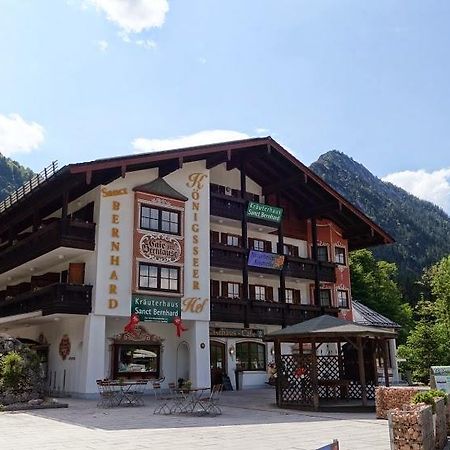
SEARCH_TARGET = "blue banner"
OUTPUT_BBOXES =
[248,250,285,270]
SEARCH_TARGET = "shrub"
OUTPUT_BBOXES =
[0,352,25,389]
[412,389,448,413]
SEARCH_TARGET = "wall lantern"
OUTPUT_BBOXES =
[229,345,235,357]
[270,347,275,356]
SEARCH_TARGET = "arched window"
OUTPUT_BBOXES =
[236,342,266,371]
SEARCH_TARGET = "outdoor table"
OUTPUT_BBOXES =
[97,380,147,408]
[169,387,210,415]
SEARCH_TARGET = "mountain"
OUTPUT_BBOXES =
[0,154,34,201]
[310,150,450,300]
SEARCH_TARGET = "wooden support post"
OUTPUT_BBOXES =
[382,339,390,387]
[240,161,249,328]
[357,336,368,407]
[372,339,379,386]
[311,339,320,411]
[274,339,282,406]
[311,218,321,307]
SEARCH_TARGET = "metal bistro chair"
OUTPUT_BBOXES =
[153,381,175,415]
[197,384,223,416]
[97,380,120,408]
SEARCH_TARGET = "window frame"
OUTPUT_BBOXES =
[337,290,349,308]
[138,262,180,293]
[285,288,294,304]
[254,285,266,301]
[319,289,332,307]
[335,247,346,265]
[227,282,240,299]
[317,245,329,262]
[226,234,240,247]
[236,341,267,371]
[252,239,265,252]
[139,204,181,236]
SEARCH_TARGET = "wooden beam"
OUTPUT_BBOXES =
[382,339,390,387]
[311,339,320,411]
[357,337,368,406]
[205,151,230,169]
[159,158,182,178]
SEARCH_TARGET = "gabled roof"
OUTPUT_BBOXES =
[352,300,401,329]
[133,178,188,201]
[263,314,397,341]
[0,136,394,250]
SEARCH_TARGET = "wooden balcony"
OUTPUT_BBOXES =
[0,219,96,275]
[210,243,336,283]
[0,283,92,318]
[210,297,339,325]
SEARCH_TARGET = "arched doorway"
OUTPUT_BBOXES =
[210,341,226,386]
[176,341,190,383]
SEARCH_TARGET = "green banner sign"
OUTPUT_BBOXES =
[131,295,181,323]
[247,202,283,223]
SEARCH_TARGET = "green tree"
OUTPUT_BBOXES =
[350,249,413,342]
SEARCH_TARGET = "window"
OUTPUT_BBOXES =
[138,263,180,292]
[283,244,299,257]
[227,282,240,299]
[285,289,301,304]
[114,344,160,379]
[140,205,180,235]
[236,342,266,371]
[317,246,329,262]
[319,289,332,307]
[285,289,294,304]
[335,247,346,265]
[337,290,349,308]
[226,234,240,247]
[254,285,266,301]
[253,239,265,252]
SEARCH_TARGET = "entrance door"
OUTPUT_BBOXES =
[210,341,226,386]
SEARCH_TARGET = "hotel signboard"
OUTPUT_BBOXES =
[131,295,181,323]
[209,327,264,339]
[139,233,182,263]
[248,250,285,270]
[247,202,283,223]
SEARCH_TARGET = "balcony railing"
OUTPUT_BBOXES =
[0,219,96,275]
[0,283,92,318]
[210,243,336,283]
[210,297,339,325]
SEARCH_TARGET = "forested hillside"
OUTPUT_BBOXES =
[310,150,450,299]
[0,154,34,201]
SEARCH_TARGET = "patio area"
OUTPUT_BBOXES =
[0,387,392,450]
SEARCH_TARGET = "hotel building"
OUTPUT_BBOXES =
[0,137,392,396]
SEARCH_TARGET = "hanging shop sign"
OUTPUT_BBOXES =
[139,233,182,263]
[209,327,264,339]
[247,202,283,223]
[131,295,181,323]
[248,250,285,270]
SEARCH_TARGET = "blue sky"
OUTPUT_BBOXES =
[2,1,450,211]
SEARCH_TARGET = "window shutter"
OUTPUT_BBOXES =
[292,246,299,257]
[221,281,228,298]
[264,240,272,253]
[294,290,301,304]
[249,284,256,299]
[210,280,220,298]
[237,235,242,247]
[248,238,254,250]
[238,283,243,298]
[221,233,228,245]
[278,287,283,302]
[210,231,220,243]
[266,286,274,301]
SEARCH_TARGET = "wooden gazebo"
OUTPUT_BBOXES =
[264,315,397,411]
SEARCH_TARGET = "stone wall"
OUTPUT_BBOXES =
[376,386,428,419]
[434,397,447,450]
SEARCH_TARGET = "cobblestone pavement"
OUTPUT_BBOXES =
[0,388,391,450]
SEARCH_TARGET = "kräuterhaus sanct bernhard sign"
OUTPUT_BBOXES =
[131,295,181,323]
[247,201,283,223]
[248,250,285,270]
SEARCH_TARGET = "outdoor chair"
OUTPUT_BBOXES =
[153,381,174,415]
[96,379,120,408]
[197,384,223,415]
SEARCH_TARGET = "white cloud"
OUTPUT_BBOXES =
[0,113,45,157]
[88,0,169,33]
[96,39,109,51]
[255,127,269,135]
[382,168,450,213]
[197,57,207,64]
[135,39,157,50]
[132,130,250,153]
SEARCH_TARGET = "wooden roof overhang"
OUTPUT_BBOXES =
[0,137,394,249]
[263,315,397,344]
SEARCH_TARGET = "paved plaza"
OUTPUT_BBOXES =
[0,388,391,450]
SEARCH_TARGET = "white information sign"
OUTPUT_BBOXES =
[431,366,450,394]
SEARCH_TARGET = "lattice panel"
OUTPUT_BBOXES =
[348,381,375,400]
[317,355,340,380]
[278,354,313,407]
